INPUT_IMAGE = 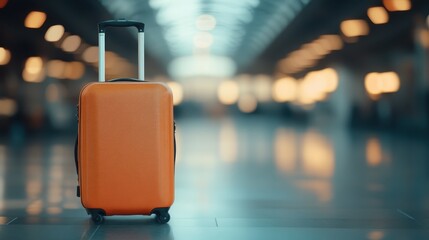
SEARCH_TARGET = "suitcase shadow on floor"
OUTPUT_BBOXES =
[95,217,173,240]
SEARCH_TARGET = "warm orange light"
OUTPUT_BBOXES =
[47,60,66,79]
[82,46,98,63]
[218,80,239,105]
[365,71,400,96]
[380,71,400,93]
[365,72,382,95]
[0,47,11,65]
[105,51,120,69]
[291,49,316,61]
[296,81,316,105]
[319,68,339,93]
[61,35,81,52]
[292,68,339,105]
[272,77,297,102]
[166,81,184,105]
[23,57,45,83]
[383,0,411,11]
[0,98,17,116]
[368,230,385,240]
[238,94,257,113]
[274,128,296,173]
[0,0,8,8]
[304,42,329,56]
[340,19,369,37]
[418,29,429,49]
[25,57,43,74]
[278,35,342,75]
[44,25,65,42]
[366,138,383,167]
[367,7,389,24]
[319,35,343,51]
[301,130,335,178]
[26,199,42,215]
[64,61,85,80]
[24,11,47,29]
[304,72,327,102]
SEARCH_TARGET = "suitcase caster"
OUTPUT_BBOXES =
[153,208,170,224]
[90,212,105,224]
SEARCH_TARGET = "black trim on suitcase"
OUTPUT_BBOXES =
[151,207,171,224]
[87,209,106,224]
[99,19,145,33]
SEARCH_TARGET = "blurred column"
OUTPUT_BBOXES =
[413,17,429,129]
[328,64,354,128]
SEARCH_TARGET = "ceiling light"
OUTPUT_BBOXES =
[23,56,45,83]
[321,68,339,93]
[238,94,258,113]
[380,71,400,93]
[82,46,98,63]
[25,57,43,74]
[304,42,329,56]
[45,25,65,42]
[365,71,400,95]
[367,7,389,24]
[61,35,81,52]
[318,35,343,51]
[340,19,369,37]
[0,47,11,65]
[24,11,46,29]
[272,77,297,102]
[383,0,411,11]
[365,72,382,95]
[218,80,240,105]
[103,0,310,69]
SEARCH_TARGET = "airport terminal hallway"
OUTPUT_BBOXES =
[0,116,428,239]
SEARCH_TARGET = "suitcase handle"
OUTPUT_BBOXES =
[98,20,145,33]
[98,20,145,82]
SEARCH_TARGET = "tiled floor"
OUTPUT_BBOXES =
[0,116,428,239]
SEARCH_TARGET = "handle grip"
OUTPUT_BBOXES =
[98,19,145,33]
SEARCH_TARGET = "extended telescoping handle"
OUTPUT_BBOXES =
[98,20,145,82]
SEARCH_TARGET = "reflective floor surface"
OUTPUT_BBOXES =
[0,116,428,239]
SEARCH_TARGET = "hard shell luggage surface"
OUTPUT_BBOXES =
[76,20,175,224]
[78,82,174,214]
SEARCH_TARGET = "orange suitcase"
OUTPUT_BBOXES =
[75,20,175,224]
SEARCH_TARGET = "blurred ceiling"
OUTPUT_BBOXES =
[0,0,429,80]
[99,0,311,78]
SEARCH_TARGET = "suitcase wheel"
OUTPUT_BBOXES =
[153,209,170,224]
[90,212,104,224]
